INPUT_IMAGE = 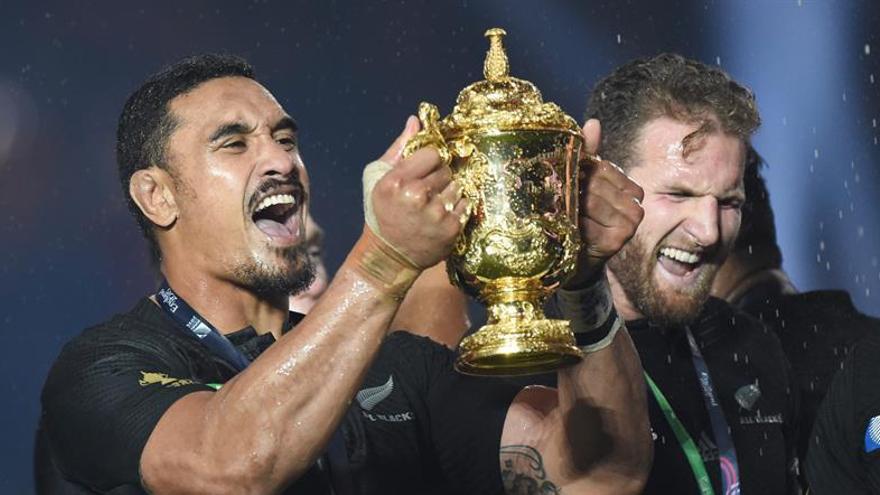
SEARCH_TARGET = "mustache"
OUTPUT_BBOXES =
[247,178,304,212]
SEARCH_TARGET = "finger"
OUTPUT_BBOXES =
[380,115,421,165]
[583,193,635,229]
[580,217,637,257]
[395,146,446,180]
[420,166,454,196]
[451,196,471,226]
[588,160,644,202]
[437,180,463,213]
[581,119,602,156]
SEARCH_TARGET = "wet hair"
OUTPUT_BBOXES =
[585,53,761,170]
[116,53,255,263]
[735,146,783,268]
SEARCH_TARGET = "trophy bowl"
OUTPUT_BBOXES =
[403,28,584,376]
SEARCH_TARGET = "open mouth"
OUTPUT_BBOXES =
[250,187,303,244]
[657,246,702,277]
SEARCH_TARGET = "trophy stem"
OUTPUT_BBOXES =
[455,279,583,376]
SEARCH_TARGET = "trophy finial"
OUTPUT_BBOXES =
[483,28,509,82]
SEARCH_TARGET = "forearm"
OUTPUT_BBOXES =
[554,328,652,493]
[142,230,419,492]
[499,330,650,495]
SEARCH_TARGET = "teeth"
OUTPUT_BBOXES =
[659,247,700,264]
[255,194,296,213]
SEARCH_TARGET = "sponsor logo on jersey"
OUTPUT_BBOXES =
[355,375,415,423]
[739,412,783,425]
[734,383,761,411]
[138,371,195,388]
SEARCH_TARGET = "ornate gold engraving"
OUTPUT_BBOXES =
[403,28,584,376]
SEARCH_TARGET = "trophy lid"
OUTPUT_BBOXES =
[440,28,581,138]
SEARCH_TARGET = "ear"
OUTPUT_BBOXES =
[129,167,179,228]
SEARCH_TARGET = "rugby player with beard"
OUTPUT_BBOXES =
[587,54,801,494]
[36,54,652,494]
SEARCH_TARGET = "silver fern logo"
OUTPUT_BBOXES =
[356,375,394,411]
[734,384,761,411]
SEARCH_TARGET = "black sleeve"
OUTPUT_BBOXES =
[40,331,213,492]
[805,346,871,495]
[397,333,522,494]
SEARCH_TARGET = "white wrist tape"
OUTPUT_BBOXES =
[555,275,622,354]
[556,276,614,333]
[361,160,419,268]
[362,160,394,239]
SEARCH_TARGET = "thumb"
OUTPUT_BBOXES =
[380,115,421,166]
[581,119,602,156]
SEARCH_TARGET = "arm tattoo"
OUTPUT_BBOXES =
[500,445,561,494]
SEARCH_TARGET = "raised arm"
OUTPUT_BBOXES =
[140,118,469,494]
[500,119,652,494]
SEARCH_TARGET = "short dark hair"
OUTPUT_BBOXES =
[116,53,255,263]
[735,146,783,268]
[585,53,761,170]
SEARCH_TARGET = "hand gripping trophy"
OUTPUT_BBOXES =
[404,28,587,376]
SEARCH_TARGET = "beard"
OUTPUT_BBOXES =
[607,234,719,327]
[232,244,316,300]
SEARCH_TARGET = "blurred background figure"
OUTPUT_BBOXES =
[290,213,469,347]
[390,261,469,349]
[288,214,329,315]
[805,328,880,493]
[711,148,880,463]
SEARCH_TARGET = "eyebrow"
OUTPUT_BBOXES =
[271,116,298,134]
[208,116,298,143]
[209,121,255,143]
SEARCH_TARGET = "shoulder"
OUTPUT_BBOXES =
[42,297,203,403]
[702,297,785,356]
[50,298,187,376]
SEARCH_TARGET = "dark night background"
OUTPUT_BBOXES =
[1,1,878,492]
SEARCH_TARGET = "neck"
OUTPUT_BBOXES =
[160,257,289,339]
[605,267,645,322]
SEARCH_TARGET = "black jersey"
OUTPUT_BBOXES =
[38,298,521,494]
[806,332,880,494]
[736,287,880,462]
[512,297,801,494]
[631,298,800,494]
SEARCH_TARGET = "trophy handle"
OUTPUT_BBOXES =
[402,102,453,166]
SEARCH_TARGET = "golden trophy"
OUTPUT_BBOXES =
[403,28,585,376]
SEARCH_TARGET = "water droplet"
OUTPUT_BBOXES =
[782,116,788,126]
[814,148,820,159]
[842,92,847,102]
[819,240,826,251]
[716,55,722,65]
[826,261,832,270]
[866,43,872,55]
[616,34,622,44]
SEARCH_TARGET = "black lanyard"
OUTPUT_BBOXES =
[156,281,252,371]
[684,326,741,495]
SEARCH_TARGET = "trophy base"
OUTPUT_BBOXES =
[455,318,583,377]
